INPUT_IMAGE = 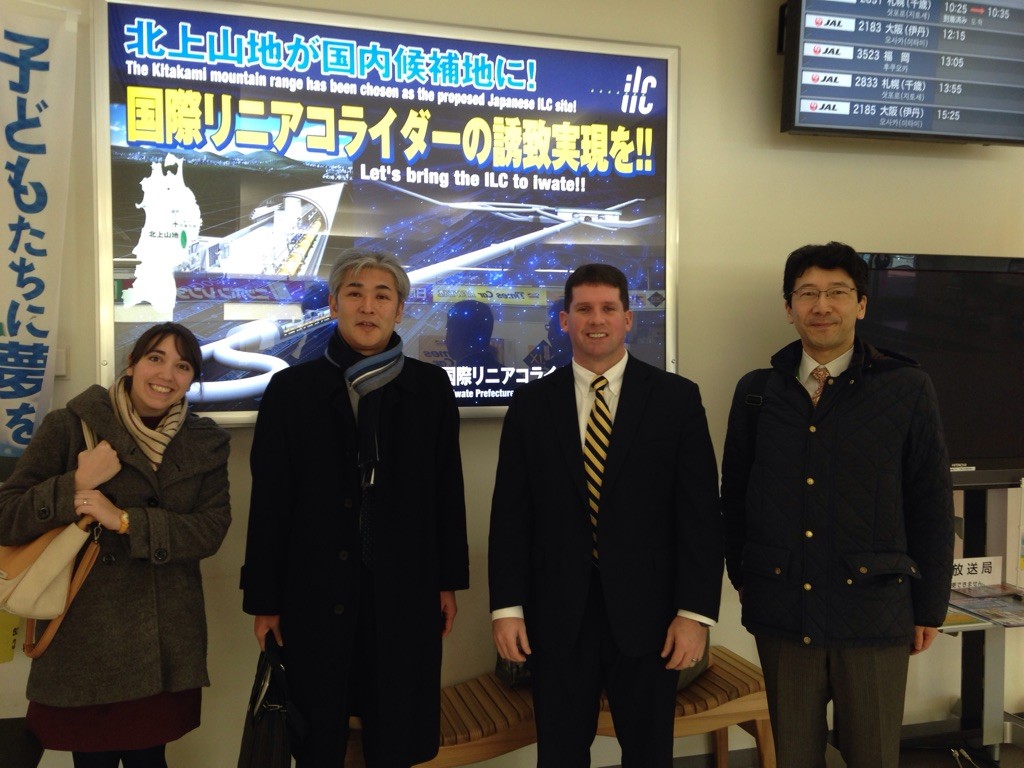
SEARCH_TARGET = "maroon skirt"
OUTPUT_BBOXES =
[27,689,201,751]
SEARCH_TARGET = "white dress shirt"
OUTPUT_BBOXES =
[798,346,854,399]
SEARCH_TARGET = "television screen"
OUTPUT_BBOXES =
[780,0,1024,145]
[858,253,1024,488]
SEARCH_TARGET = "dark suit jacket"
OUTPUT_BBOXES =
[488,355,722,657]
[241,352,469,766]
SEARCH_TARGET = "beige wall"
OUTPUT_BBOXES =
[2,1,1022,765]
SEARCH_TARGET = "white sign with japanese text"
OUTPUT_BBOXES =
[0,1,78,456]
[951,556,1002,591]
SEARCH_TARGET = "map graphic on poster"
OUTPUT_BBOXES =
[102,1,673,418]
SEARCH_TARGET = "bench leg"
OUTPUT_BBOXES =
[753,717,776,768]
[712,728,729,768]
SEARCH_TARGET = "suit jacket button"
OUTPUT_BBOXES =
[339,550,349,561]
[147,497,159,507]
[101,553,116,566]
[343,498,354,509]
[334,604,346,615]
[803,636,812,645]
[154,548,168,562]
[37,506,52,520]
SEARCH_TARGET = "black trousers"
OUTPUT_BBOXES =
[530,570,679,768]
[71,745,167,768]
[755,634,910,768]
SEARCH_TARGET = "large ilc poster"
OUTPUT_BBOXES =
[98,0,676,421]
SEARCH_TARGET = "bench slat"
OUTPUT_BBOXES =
[452,680,499,738]
[439,688,472,745]
[478,673,532,723]
[464,676,514,730]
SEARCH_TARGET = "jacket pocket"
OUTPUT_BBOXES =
[840,551,921,585]
[741,541,791,580]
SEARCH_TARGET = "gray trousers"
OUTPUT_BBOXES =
[755,634,911,768]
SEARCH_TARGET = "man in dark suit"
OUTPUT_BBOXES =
[488,264,722,767]
[241,249,469,767]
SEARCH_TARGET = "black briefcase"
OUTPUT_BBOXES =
[237,635,305,768]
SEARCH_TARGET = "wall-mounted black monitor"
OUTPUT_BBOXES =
[858,253,1024,488]
[780,0,1024,146]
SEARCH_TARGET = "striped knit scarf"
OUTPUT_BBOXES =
[324,329,404,488]
[325,330,404,567]
[109,376,186,470]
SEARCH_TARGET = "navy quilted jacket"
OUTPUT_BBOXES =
[721,338,954,648]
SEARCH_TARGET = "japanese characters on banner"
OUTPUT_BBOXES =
[104,1,672,417]
[0,1,78,456]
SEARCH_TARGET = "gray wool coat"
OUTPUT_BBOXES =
[0,385,231,707]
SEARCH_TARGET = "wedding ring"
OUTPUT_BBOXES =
[82,499,88,505]
[690,658,699,663]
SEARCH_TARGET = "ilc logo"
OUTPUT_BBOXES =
[621,65,657,115]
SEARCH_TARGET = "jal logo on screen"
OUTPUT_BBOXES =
[800,98,851,115]
[806,14,855,31]
[802,71,852,87]
[804,43,854,60]
[620,66,658,115]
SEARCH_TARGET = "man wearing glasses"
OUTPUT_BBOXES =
[721,241,954,768]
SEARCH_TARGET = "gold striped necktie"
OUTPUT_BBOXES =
[584,375,612,564]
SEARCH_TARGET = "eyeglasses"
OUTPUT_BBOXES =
[790,287,856,303]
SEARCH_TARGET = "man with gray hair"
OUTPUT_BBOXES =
[241,249,469,767]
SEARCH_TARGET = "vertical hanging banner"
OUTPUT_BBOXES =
[0,1,78,457]
[101,1,675,420]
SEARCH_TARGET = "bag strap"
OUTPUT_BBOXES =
[742,368,772,441]
[81,418,98,451]
[24,532,100,658]
[23,417,103,658]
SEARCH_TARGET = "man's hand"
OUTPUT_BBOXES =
[493,617,531,662]
[660,616,707,670]
[255,615,282,651]
[440,591,458,638]
[911,625,938,655]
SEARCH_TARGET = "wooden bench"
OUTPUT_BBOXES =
[344,646,775,767]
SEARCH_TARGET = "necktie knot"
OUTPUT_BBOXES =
[811,365,830,406]
[591,375,608,394]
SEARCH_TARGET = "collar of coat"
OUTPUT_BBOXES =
[770,336,919,379]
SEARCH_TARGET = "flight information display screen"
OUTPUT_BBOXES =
[781,0,1024,144]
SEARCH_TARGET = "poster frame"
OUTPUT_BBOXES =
[92,0,679,424]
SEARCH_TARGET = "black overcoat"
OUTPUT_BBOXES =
[240,351,468,766]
